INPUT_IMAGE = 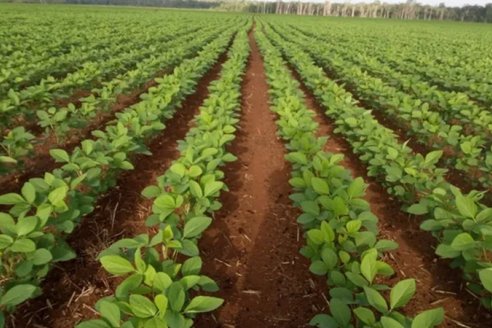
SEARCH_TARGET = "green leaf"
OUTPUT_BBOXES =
[346,219,362,233]
[184,296,223,313]
[153,272,172,292]
[99,301,121,327]
[390,279,416,309]
[21,183,36,204]
[478,268,492,293]
[0,284,38,307]
[0,235,13,249]
[75,319,112,328]
[167,282,185,312]
[424,151,443,165]
[11,239,36,252]
[321,247,338,269]
[348,177,365,198]
[320,221,335,242]
[407,203,428,215]
[170,163,186,177]
[363,287,388,314]
[450,233,475,251]
[455,194,477,218]
[301,200,320,216]
[360,249,378,284]
[48,186,68,206]
[0,156,16,164]
[129,294,157,318]
[309,260,328,276]
[203,181,223,197]
[50,149,70,162]
[116,273,143,298]
[182,257,202,276]
[154,294,168,316]
[311,177,329,194]
[0,193,24,205]
[381,316,405,328]
[100,255,135,275]
[189,181,203,198]
[141,186,161,199]
[354,307,376,325]
[330,298,351,326]
[183,216,212,238]
[411,308,444,328]
[309,314,338,327]
[16,216,38,236]
[32,248,53,265]
[307,229,324,245]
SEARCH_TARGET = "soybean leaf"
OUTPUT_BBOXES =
[411,308,444,328]
[99,301,121,327]
[381,316,405,328]
[478,268,492,293]
[330,298,351,326]
[184,296,223,313]
[0,284,38,307]
[183,216,212,238]
[0,193,24,205]
[50,149,70,162]
[390,279,416,309]
[100,255,135,275]
[75,320,111,328]
[129,294,157,318]
[354,307,376,325]
[363,286,388,314]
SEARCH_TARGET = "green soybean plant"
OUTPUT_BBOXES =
[256,26,443,327]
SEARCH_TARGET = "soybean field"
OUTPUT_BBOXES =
[1,4,492,328]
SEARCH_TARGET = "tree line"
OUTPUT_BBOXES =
[242,0,492,22]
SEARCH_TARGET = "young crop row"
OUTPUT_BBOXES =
[286,24,492,145]
[281,21,492,106]
[263,23,492,311]
[273,24,492,191]
[255,26,444,328]
[0,23,202,126]
[0,23,233,175]
[0,23,243,325]
[1,17,164,94]
[75,26,250,328]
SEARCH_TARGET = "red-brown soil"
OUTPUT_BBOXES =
[290,66,491,327]
[9,52,228,328]
[195,30,325,328]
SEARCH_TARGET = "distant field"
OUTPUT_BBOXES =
[1,4,492,328]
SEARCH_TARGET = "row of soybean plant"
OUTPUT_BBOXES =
[287,22,492,148]
[264,23,492,310]
[255,26,443,328]
[76,26,250,328]
[273,23,492,191]
[0,22,243,325]
[0,22,231,174]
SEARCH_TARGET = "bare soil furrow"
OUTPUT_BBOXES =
[195,30,325,328]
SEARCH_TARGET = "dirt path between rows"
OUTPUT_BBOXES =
[288,66,491,328]
[10,51,229,328]
[195,30,325,328]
